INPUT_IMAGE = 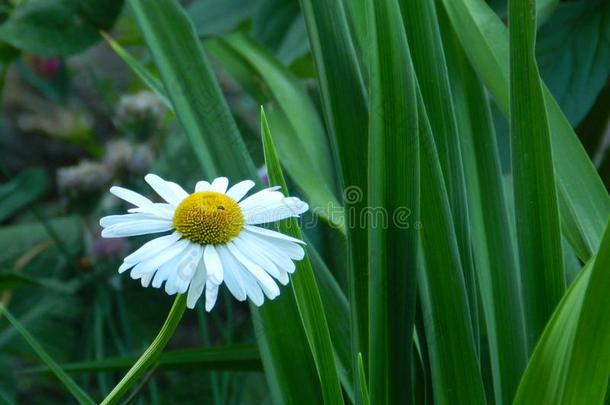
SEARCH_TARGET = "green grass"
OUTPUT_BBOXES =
[0,0,608,403]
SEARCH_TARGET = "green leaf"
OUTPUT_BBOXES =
[416,87,487,404]
[0,168,47,222]
[363,0,419,403]
[441,15,527,404]
[210,33,344,231]
[358,353,370,405]
[439,0,610,263]
[509,0,565,345]
[306,241,354,401]
[101,32,171,109]
[129,0,255,181]
[399,0,478,352]
[261,108,344,405]
[0,305,95,405]
[24,344,261,373]
[101,295,187,405]
[299,0,370,379]
[188,0,260,37]
[0,0,122,56]
[537,1,610,125]
[515,218,610,403]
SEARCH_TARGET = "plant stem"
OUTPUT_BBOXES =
[100,294,187,405]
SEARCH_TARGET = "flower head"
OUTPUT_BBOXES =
[100,174,309,311]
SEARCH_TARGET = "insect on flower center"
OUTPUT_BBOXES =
[172,191,244,245]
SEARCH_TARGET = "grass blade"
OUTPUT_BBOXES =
[509,0,565,345]
[129,0,255,181]
[515,217,610,403]
[24,344,262,373]
[0,168,48,222]
[100,32,171,109]
[208,33,344,231]
[363,0,419,402]
[399,0,478,342]
[417,88,486,404]
[440,0,610,262]
[298,0,370,376]
[441,13,527,403]
[261,108,344,404]
[0,305,95,405]
[358,353,370,405]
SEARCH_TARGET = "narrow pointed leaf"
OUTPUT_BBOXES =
[515,217,610,403]
[399,0,478,349]
[440,0,610,262]
[509,0,565,345]
[442,16,527,403]
[417,88,486,404]
[298,0,370,373]
[0,306,95,405]
[261,109,344,405]
[363,0,419,403]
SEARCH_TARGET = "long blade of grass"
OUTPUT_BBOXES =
[509,0,565,346]
[207,33,344,231]
[440,0,610,262]
[417,87,486,404]
[298,0,370,379]
[260,108,344,405]
[129,0,255,181]
[399,0,478,343]
[0,305,95,405]
[24,344,262,373]
[441,13,527,403]
[515,217,610,403]
[363,0,419,403]
[128,2,326,403]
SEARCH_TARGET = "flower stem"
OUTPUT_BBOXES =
[101,294,187,405]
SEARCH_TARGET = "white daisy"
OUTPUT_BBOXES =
[100,174,309,311]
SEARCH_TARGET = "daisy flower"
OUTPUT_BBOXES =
[100,174,309,311]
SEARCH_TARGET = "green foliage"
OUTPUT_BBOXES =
[0,0,124,56]
[1,0,610,403]
[0,168,47,222]
[537,0,610,125]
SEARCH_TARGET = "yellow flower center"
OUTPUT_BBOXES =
[172,191,244,245]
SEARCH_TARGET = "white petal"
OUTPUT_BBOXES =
[233,235,281,280]
[141,272,155,287]
[187,258,207,309]
[102,219,173,238]
[144,174,185,206]
[209,177,229,193]
[123,232,181,264]
[167,181,189,201]
[203,245,224,284]
[227,242,279,299]
[243,197,309,225]
[195,180,210,192]
[150,240,191,289]
[239,232,296,273]
[238,189,284,211]
[173,244,204,294]
[100,213,159,228]
[277,270,290,286]
[244,225,306,244]
[225,180,255,202]
[215,245,247,301]
[205,283,219,312]
[118,261,133,274]
[110,186,172,218]
[128,203,174,219]
[129,239,190,279]
[240,269,264,306]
